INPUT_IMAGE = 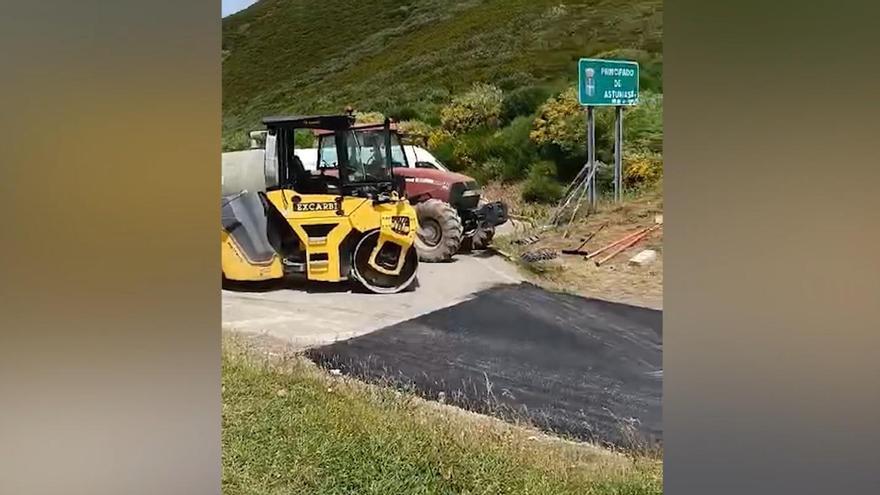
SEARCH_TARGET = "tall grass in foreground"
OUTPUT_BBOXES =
[222,343,662,495]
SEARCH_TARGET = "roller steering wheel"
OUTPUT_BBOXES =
[364,154,385,178]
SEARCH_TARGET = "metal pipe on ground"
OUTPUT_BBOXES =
[584,226,653,260]
[594,224,662,266]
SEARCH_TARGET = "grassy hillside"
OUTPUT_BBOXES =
[222,0,663,145]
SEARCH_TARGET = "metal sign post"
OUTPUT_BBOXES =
[586,106,596,207]
[614,105,623,202]
[578,58,639,203]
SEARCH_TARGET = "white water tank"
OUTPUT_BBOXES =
[221,148,266,196]
[221,147,322,196]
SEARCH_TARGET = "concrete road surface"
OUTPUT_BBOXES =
[222,252,522,348]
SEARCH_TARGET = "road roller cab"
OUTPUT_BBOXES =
[221,114,420,294]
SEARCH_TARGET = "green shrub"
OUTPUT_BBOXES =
[377,97,427,122]
[427,128,452,149]
[294,129,315,149]
[440,83,504,134]
[355,111,385,124]
[397,120,434,145]
[588,92,663,162]
[410,92,446,126]
[489,116,537,182]
[431,139,457,171]
[222,132,250,152]
[417,106,443,127]
[622,92,663,153]
[484,157,506,181]
[426,129,481,173]
[501,86,551,124]
[441,128,495,170]
[530,88,582,153]
[501,159,528,183]
[388,106,420,122]
[522,161,564,203]
[529,88,589,179]
[421,87,451,103]
[462,166,489,185]
[522,178,564,204]
[530,87,663,180]
[529,88,613,164]
[529,160,558,179]
[624,150,663,189]
[464,157,504,185]
[432,117,537,182]
[494,71,536,91]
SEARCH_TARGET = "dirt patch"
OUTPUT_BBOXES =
[486,186,663,309]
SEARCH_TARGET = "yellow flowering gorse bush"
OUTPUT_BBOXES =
[440,83,503,133]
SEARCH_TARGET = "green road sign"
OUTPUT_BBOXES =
[578,58,639,106]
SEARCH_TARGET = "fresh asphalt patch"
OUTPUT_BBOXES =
[307,283,662,449]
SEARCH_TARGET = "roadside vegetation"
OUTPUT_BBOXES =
[222,71,663,211]
[223,338,662,495]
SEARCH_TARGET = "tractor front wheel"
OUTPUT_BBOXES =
[414,199,463,262]
[471,225,495,251]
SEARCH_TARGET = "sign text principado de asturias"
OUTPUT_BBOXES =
[578,58,639,106]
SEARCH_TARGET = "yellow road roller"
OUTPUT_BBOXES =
[221,114,420,293]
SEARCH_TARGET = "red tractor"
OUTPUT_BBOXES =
[313,122,508,262]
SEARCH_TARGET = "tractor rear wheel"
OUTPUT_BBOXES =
[414,199,463,262]
[350,230,419,294]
